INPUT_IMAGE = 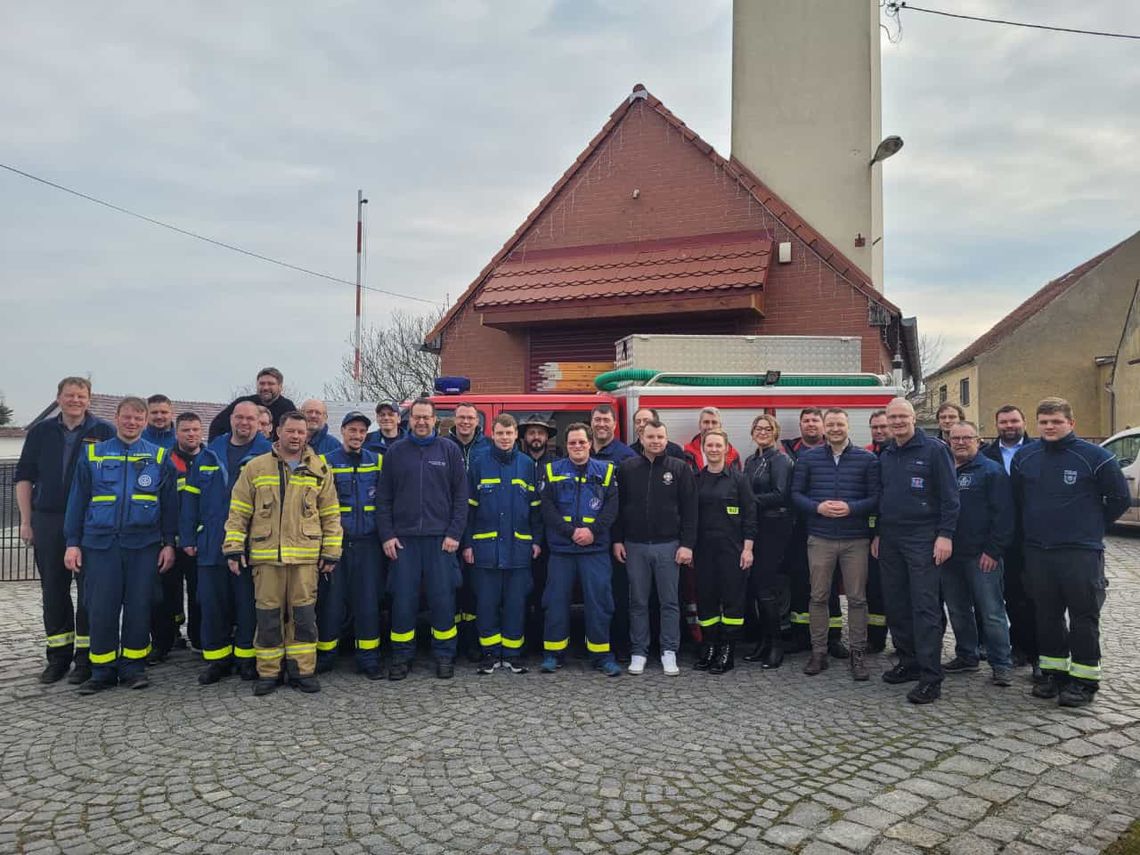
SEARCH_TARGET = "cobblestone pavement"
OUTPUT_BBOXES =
[1,537,1138,855]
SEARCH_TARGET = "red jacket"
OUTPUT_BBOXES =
[684,433,741,471]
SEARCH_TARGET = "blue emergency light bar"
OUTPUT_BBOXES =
[434,376,471,396]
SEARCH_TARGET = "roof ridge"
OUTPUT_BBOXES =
[934,238,1128,376]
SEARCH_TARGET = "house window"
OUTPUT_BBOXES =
[959,378,970,407]
[939,385,947,405]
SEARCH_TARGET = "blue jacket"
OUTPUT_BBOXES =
[364,428,405,456]
[448,428,492,470]
[791,442,880,539]
[877,428,960,538]
[540,457,618,554]
[64,436,178,549]
[141,425,175,450]
[1011,432,1131,551]
[592,438,636,465]
[308,424,341,455]
[953,452,1014,559]
[15,413,115,514]
[463,446,543,569]
[320,446,383,540]
[179,433,272,565]
[376,435,468,542]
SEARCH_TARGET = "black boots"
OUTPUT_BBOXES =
[694,643,716,671]
[760,600,784,669]
[710,641,735,674]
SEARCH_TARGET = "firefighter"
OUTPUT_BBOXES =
[151,411,204,662]
[693,429,756,674]
[16,376,114,685]
[448,401,492,661]
[378,398,469,681]
[613,419,697,677]
[540,423,621,677]
[63,397,178,694]
[1011,397,1130,708]
[742,414,794,669]
[519,414,559,652]
[782,407,846,658]
[590,404,635,663]
[224,411,343,696]
[864,410,890,653]
[791,408,879,682]
[317,411,385,679]
[184,401,271,684]
[462,414,542,675]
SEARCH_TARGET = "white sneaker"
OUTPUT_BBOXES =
[628,655,647,675]
[661,651,679,676]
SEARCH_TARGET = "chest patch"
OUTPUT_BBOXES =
[137,473,154,488]
[589,497,602,510]
[957,474,972,488]
[1063,470,1078,486]
[911,476,925,489]
[662,471,674,486]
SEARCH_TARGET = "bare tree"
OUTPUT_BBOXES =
[324,308,444,403]
[905,332,945,418]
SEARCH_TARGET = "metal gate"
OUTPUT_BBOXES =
[0,462,37,580]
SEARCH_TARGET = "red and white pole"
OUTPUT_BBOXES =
[354,189,367,401]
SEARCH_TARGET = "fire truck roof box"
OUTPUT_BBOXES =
[614,334,862,374]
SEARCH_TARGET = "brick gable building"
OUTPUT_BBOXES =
[426,85,918,392]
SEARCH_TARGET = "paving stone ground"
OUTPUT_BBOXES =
[0,536,1138,854]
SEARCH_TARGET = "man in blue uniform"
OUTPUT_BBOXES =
[1011,397,1130,707]
[378,398,469,680]
[589,404,635,661]
[462,414,542,675]
[448,401,492,660]
[541,423,621,677]
[317,411,385,679]
[16,377,114,684]
[364,401,405,455]
[64,397,178,694]
[301,399,342,455]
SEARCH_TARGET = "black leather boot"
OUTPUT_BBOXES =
[761,600,784,669]
[694,643,716,671]
[710,641,735,674]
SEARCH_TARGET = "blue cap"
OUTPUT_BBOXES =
[341,411,371,429]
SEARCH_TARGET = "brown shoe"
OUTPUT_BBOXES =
[803,653,828,676]
[850,648,869,681]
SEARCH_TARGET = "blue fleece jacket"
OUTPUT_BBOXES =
[953,452,1014,559]
[877,428,960,538]
[376,435,468,542]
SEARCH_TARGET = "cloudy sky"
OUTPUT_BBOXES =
[2,1,1138,422]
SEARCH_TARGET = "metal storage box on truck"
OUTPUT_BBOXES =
[615,334,863,374]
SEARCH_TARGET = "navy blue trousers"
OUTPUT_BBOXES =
[879,526,944,686]
[543,551,613,661]
[318,538,385,669]
[388,536,460,662]
[473,564,531,659]
[197,562,255,666]
[83,542,158,681]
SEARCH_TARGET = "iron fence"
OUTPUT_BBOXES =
[0,462,37,581]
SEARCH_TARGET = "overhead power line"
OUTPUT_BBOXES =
[0,161,442,305]
[886,2,1140,40]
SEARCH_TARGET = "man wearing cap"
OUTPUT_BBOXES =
[318,411,385,679]
[365,401,406,456]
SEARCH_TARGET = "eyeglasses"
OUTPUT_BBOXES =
[752,425,774,433]
[949,436,978,443]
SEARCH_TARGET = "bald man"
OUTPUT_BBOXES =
[301,400,341,455]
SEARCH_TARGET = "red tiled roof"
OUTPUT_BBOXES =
[427,84,899,343]
[0,427,26,439]
[934,241,1126,376]
[29,394,228,429]
[473,232,771,308]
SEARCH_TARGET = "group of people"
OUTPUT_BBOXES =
[16,367,1130,708]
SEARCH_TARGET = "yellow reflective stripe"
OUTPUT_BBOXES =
[46,632,75,647]
[131,494,157,502]
[479,477,501,485]
[460,613,477,622]
[530,500,541,507]
[200,465,220,472]
[472,531,498,540]
[233,647,255,659]
[363,505,375,512]
[121,644,151,660]
[867,614,887,627]
[391,629,415,643]
[202,645,233,661]
[181,484,201,495]
[319,506,340,517]
[156,448,166,463]
[251,476,278,487]
[501,636,524,650]
[356,638,380,650]
[223,531,247,545]
[562,515,572,522]
[602,463,614,487]
[828,616,843,628]
[582,517,596,524]
[510,478,533,490]
[544,638,569,651]
[1069,662,1101,681]
[513,532,533,541]
[586,639,610,653]
[249,548,280,560]
[1039,655,1071,673]
[698,616,721,628]
[316,640,339,652]
[280,547,320,556]
[321,537,343,547]
[338,505,352,513]
[256,647,284,659]
[722,616,745,626]
[89,650,117,664]
[726,506,739,515]
[328,466,354,474]
[431,625,457,640]
[74,635,90,649]
[479,634,502,647]
[468,498,480,507]
[358,464,381,473]
[546,463,567,482]
[790,611,810,625]
[290,476,318,487]
[176,477,186,489]
[286,643,317,655]
[229,499,253,513]
[91,495,117,503]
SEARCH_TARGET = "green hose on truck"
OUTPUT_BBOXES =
[592,368,885,392]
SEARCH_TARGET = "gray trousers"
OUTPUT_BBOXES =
[626,541,681,656]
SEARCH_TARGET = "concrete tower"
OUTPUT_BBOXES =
[732,0,885,289]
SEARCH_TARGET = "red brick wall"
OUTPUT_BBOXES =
[441,100,894,390]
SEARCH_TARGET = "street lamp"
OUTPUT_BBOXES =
[870,135,904,165]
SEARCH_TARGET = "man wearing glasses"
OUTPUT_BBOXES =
[943,422,1015,687]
